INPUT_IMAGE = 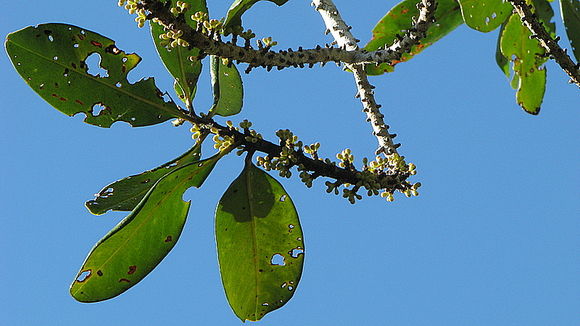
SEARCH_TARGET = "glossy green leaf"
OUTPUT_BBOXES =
[208,56,243,117]
[70,156,220,302]
[85,143,203,215]
[216,161,304,321]
[500,13,549,114]
[223,0,288,33]
[151,0,208,104]
[364,0,463,75]
[5,23,185,127]
[458,0,512,32]
[560,0,580,61]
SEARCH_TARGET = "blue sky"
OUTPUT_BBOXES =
[1,1,578,325]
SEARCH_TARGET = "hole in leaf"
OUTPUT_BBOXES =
[288,285,294,291]
[281,282,287,288]
[115,82,122,88]
[289,248,304,259]
[280,195,287,202]
[73,43,79,48]
[288,224,294,229]
[85,53,109,77]
[270,254,286,266]
[91,103,108,117]
[48,35,54,42]
[261,303,269,306]
[76,270,91,282]
[53,56,58,61]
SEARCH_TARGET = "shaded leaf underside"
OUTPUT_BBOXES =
[151,0,208,104]
[216,161,304,321]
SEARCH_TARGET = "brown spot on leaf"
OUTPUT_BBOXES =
[119,278,131,283]
[90,40,103,48]
[75,99,84,105]
[77,34,85,40]
[97,270,103,276]
[165,236,173,243]
[128,265,137,275]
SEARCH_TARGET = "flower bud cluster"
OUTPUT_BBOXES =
[170,1,190,15]
[256,129,303,179]
[119,0,147,28]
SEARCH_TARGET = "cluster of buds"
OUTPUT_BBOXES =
[170,1,190,15]
[119,0,147,28]
[257,37,278,50]
[303,142,321,160]
[210,126,235,152]
[256,129,303,178]
[157,28,189,48]
[336,148,354,169]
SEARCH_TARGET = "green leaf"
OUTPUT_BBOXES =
[85,143,203,215]
[70,156,220,302]
[495,22,511,78]
[364,0,464,75]
[151,0,208,104]
[5,23,185,127]
[215,161,304,321]
[458,0,512,32]
[500,13,549,114]
[224,0,289,33]
[560,0,580,61]
[208,56,244,117]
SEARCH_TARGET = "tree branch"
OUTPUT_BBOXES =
[137,0,435,71]
[311,0,435,157]
[507,0,580,87]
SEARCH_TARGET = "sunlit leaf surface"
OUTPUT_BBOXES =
[70,157,220,302]
[458,0,512,33]
[364,0,463,75]
[86,143,202,215]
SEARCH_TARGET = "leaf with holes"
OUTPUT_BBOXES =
[364,0,463,75]
[500,6,553,114]
[457,0,512,32]
[223,0,289,33]
[151,0,208,104]
[85,142,203,215]
[560,0,580,61]
[208,56,243,117]
[5,23,186,127]
[215,160,304,321]
[70,156,220,302]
